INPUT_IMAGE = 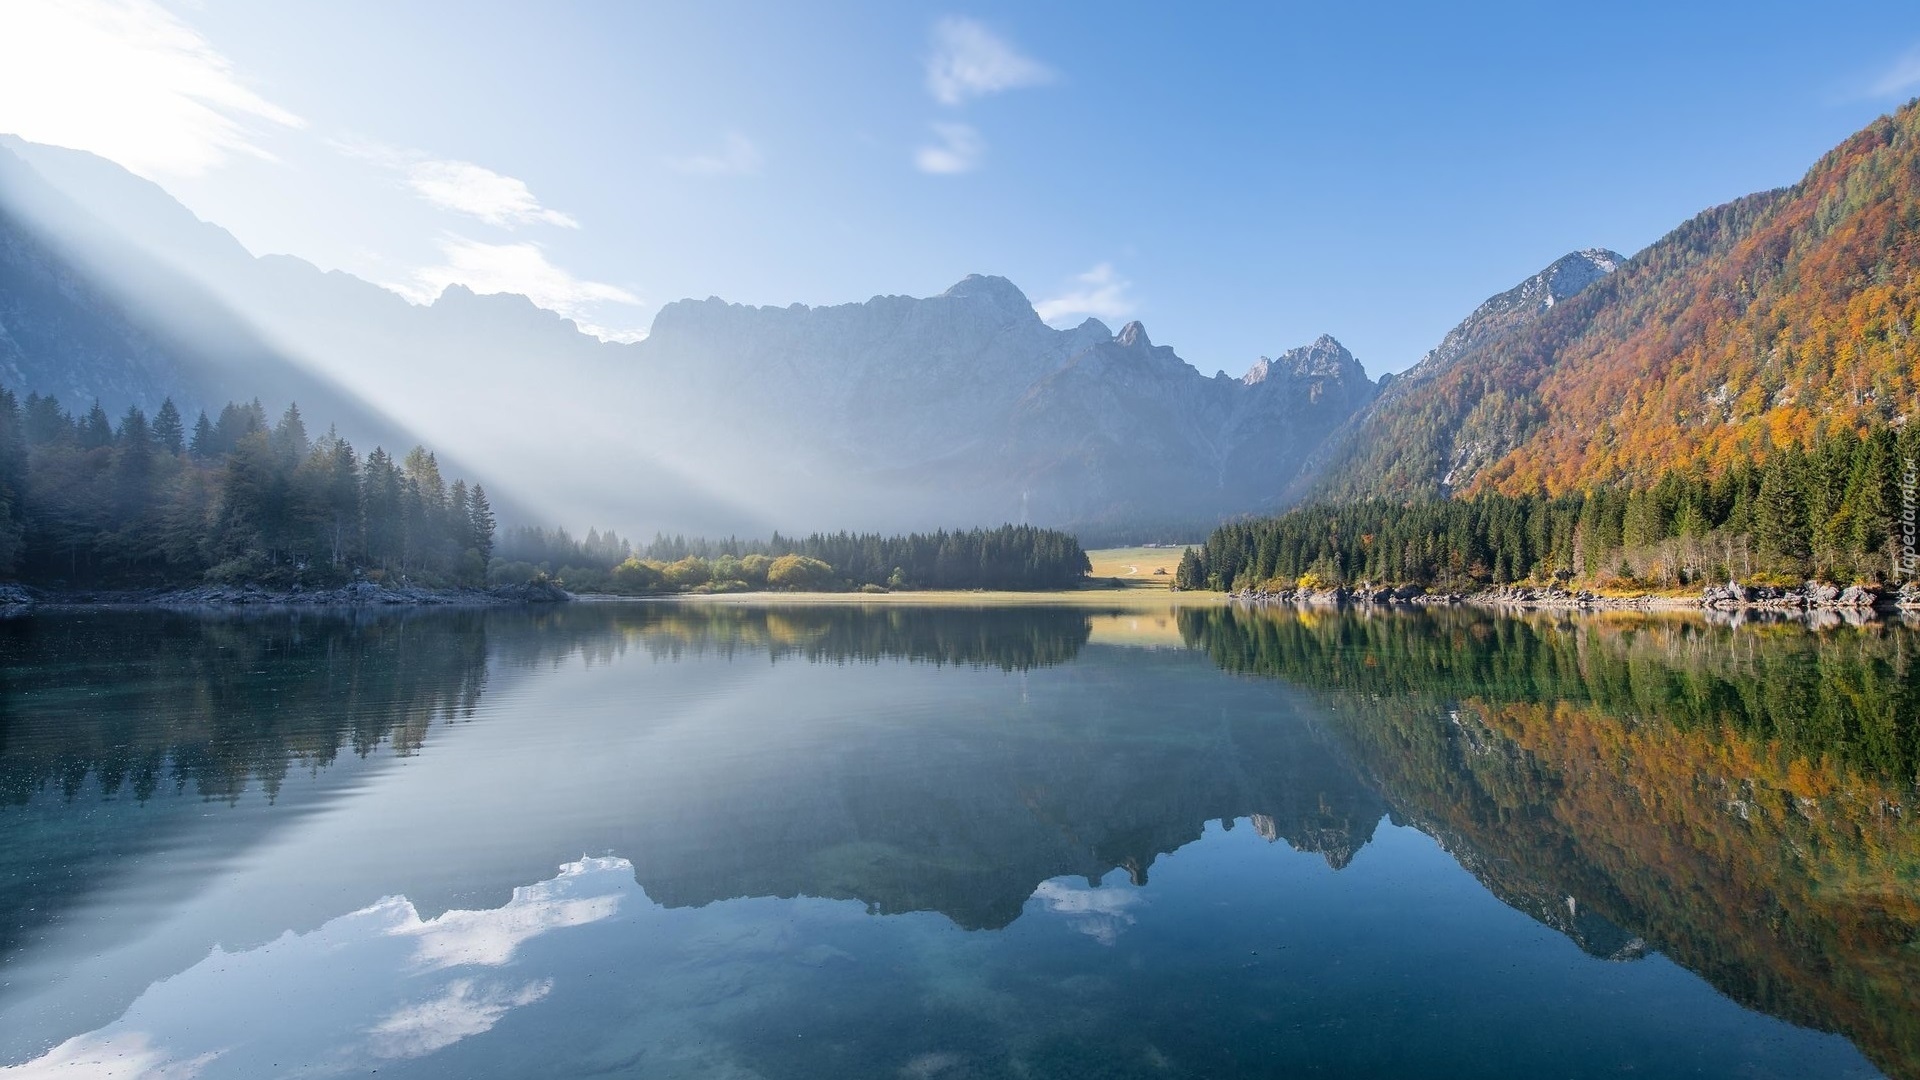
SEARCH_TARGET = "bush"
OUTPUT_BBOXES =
[739,554,773,586]
[767,554,834,590]
[664,556,711,589]
[610,557,667,594]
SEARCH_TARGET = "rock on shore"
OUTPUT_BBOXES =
[1229,579,1920,616]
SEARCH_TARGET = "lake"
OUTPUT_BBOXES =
[1,603,1916,1079]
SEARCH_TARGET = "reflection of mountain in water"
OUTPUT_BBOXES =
[1180,604,1920,1080]
[10,604,1919,1076]
[598,645,1382,930]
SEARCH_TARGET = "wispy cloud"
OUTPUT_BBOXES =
[925,17,1054,106]
[334,139,578,229]
[1034,263,1136,326]
[0,0,303,178]
[404,159,579,228]
[914,122,985,174]
[1867,44,1920,97]
[667,132,764,175]
[391,236,643,340]
[369,979,553,1060]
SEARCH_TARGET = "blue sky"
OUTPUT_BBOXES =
[3,0,1919,375]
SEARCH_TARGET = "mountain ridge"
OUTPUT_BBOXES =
[1309,99,1920,501]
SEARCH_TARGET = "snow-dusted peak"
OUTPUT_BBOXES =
[1115,320,1152,348]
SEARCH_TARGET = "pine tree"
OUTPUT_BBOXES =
[80,401,114,450]
[152,399,185,457]
[189,411,216,459]
[468,484,495,562]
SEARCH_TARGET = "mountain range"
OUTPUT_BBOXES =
[2,98,1917,538]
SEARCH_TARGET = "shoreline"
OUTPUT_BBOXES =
[1226,581,1920,618]
[6,578,1917,621]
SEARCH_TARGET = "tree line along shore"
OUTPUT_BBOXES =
[1177,423,1920,614]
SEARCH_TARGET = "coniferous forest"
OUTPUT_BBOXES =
[0,391,495,587]
[1181,425,1920,593]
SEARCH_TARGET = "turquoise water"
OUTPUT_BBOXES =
[1,605,1914,1078]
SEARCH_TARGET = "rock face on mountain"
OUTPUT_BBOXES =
[628,277,1377,530]
[1001,325,1375,525]
[1301,248,1624,501]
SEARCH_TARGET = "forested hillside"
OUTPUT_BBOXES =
[1313,99,1920,500]
[1183,423,1918,592]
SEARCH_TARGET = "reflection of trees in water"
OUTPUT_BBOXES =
[1180,605,1920,1080]
[0,605,1099,808]
[0,610,491,806]
[493,603,1097,674]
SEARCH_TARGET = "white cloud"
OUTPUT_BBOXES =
[405,159,579,228]
[1034,263,1136,326]
[392,236,643,338]
[925,17,1054,106]
[914,122,985,174]
[667,132,764,175]
[1032,878,1144,945]
[392,860,623,970]
[1868,44,1920,97]
[368,978,553,1060]
[0,0,303,178]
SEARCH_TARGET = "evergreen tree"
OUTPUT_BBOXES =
[189,411,217,459]
[467,484,495,563]
[152,398,185,456]
[80,401,114,450]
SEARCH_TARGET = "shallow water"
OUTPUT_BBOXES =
[1,604,1915,1078]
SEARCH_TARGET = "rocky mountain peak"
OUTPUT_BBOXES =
[939,273,1035,315]
[1537,248,1625,307]
[1114,320,1152,349]
[1245,334,1363,384]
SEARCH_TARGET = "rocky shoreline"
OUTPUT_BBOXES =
[0,579,572,614]
[1228,580,1920,617]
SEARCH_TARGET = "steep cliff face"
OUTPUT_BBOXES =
[1002,327,1374,524]
[628,276,1375,530]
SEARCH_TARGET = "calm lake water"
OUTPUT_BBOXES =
[1,603,1916,1079]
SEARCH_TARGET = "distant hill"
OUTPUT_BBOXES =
[1312,100,1920,499]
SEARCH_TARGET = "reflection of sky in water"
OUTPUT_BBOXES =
[6,857,630,1078]
[1030,873,1144,945]
[0,615,1898,1080]
[4,825,1884,1080]
[2,855,1167,1078]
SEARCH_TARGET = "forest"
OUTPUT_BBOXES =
[492,522,1092,593]
[0,391,494,587]
[1181,423,1920,592]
